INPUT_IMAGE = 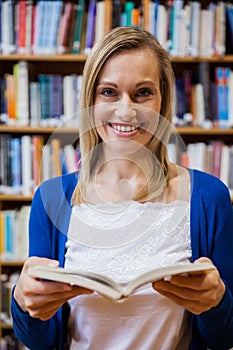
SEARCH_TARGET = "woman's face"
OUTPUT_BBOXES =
[93,49,162,155]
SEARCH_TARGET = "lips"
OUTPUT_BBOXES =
[110,123,138,132]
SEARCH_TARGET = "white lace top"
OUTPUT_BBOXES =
[65,200,191,350]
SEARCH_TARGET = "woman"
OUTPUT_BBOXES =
[11,27,233,350]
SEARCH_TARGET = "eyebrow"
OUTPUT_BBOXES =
[97,80,158,88]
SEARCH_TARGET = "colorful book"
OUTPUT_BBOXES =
[112,0,121,28]
[21,135,33,196]
[10,137,21,193]
[73,0,85,54]
[84,0,96,54]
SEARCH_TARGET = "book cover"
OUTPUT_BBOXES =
[51,138,62,177]
[14,61,29,126]
[73,0,85,54]
[57,2,74,54]
[28,262,214,302]
[94,1,105,44]
[189,1,200,57]
[29,81,41,127]
[10,137,21,193]
[84,0,96,54]
[112,0,121,28]
[21,135,33,196]
[104,0,112,33]
[124,1,134,27]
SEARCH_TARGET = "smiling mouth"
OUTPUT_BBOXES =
[109,123,140,132]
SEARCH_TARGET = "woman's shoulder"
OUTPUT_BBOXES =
[188,168,231,204]
[33,172,79,205]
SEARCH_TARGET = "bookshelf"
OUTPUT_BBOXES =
[1,0,233,346]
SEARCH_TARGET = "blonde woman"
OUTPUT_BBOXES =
[12,27,233,350]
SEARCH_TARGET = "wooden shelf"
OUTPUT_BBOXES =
[0,53,88,62]
[0,194,33,202]
[0,125,79,134]
[177,127,233,135]
[1,53,233,63]
[0,260,24,267]
[0,322,12,329]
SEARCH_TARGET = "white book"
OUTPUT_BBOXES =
[94,1,105,44]
[220,145,230,187]
[15,61,29,126]
[21,135,33,196]
[30,82,41,127]
[187,143,206,171]
[15,205,30,260]
[214,1,226,56]
[63,75,75,127]
[41,143,52,182]
[189,1,200,56]
[170,0,184,57]
[28,262,214,302]
[199,9,213,57]
[156,4,168,50]
[195,84,205,127]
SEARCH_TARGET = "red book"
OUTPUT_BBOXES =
[18,0,27,53]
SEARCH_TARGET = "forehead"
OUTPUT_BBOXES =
[98,49,160,81]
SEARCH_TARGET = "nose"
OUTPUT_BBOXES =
[114,96,136,120]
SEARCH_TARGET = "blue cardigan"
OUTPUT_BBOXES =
[11,169,233,350]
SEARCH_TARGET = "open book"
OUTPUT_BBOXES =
[28,262,214,301]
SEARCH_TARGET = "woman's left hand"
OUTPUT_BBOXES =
[152,257,226,315]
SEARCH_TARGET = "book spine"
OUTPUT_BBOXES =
[21,135,32,196]
[10,137,21,193]
[94,1,105,44]
[125,1,134,27]
[14,61,29,126]
[73,0,85,54]
[25,0,33,54]
[112,0,121,28]
[29,81,41,127]
[84,0,96,54]
[17,0,27,53]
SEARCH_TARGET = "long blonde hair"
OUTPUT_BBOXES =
[72,26,175,204]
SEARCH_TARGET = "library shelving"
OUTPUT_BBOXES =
[1,0,233,345]
[1,52,233,342]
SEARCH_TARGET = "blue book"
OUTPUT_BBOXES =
[226,4,233,54]
[84,0,96,54]
[10,137,21,193]
[125,1,134,27]
[38,74,51,125]
[215,67,229,128]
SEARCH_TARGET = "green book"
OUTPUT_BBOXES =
[73,0,85,54]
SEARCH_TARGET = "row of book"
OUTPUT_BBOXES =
[173,64,233,129]
[168,140,233,192]
[0,0,232,57]
[0,61,82,127]
[0,135,80,196]
[2,60,233,129]
[0,206,30,261]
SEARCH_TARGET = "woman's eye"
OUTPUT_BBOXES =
[137,89,153,97]
[101,89,115,96]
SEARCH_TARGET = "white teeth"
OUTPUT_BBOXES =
[112,124,137,132]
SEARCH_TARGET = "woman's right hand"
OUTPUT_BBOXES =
[14,256,93,321]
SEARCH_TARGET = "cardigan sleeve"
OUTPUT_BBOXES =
[11,173,77,350]
[191,170,233,349]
